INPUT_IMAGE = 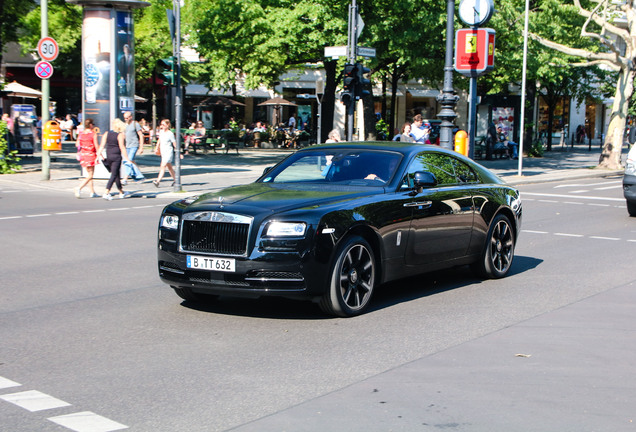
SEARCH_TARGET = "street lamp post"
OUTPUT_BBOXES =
[437,0,458,150]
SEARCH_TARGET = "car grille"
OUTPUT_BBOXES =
[181,217,251,256]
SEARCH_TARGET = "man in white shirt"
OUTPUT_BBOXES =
[409,114,430,144]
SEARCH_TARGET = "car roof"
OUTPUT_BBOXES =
[302,141,452,157]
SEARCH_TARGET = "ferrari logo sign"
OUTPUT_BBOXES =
[455,28,496,77]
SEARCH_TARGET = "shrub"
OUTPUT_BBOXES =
[0,121,21,174]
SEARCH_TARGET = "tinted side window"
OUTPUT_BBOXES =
[401,152,478,188]
[452,158,479,183]
[401,153,431,189]
[419,153,456,185]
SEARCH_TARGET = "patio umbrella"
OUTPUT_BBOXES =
[257,97,297,125]
[3,81,42,98]
[196,96,245,107]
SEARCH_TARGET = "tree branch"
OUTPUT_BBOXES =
[528,31,620,66]
[573,0,630,42]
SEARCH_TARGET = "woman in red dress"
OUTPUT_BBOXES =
[75,118,99,198]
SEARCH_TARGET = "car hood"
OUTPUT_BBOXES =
[185,182,381,214]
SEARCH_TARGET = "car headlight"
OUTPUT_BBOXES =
[265,221,307,237]
[161,214,180,230]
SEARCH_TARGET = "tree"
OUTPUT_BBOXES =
[19,0,82,79]
[0,0,36,73]
[184,0,348,141]
[529,0,635,169]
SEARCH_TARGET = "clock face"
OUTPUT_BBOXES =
[458,0,494,26]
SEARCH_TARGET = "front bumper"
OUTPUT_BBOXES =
[624,173,636,203]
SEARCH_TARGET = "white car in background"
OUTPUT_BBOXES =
[624,144,636,216]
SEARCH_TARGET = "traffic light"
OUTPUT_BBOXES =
[355,63,371,99]
[343,63,357,92]
[341,63,357,107]
[157,57,176,86]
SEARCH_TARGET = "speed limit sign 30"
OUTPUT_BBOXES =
[37,37,59,62]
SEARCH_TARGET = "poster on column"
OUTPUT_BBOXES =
[82,9,112,137]
[116,11,134,118]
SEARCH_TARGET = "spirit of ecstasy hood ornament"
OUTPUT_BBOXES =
[218,196,224,209]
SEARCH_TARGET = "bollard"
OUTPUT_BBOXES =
[454,130,468,156]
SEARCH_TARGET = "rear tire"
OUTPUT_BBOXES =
[320,236,376,317]
[172,286,219,303]
[472,214,515,279]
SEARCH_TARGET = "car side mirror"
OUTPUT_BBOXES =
[262,166,273,175]
[413,171,437,189]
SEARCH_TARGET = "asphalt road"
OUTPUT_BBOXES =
[0,176,634,431]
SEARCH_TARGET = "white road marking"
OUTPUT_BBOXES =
[0,376,21,389]
[588,203,610,207]
[538,199,558,203]
[555,233,584,237]
[589,236,620,241]
[569,190,590,194]
[0,390,71,412]
[554,180,621,188]
[0,215,23,220]
[25,214,52,218]
[48,411,128,432]
[56,211,81,215]
[563,201,584,205]
[522,192,624,202]
[594,185,623,190]
[522,230,548,234]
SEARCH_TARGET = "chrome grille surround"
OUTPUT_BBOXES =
[179,211,254,257]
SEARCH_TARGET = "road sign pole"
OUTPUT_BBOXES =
[41,0,50,180]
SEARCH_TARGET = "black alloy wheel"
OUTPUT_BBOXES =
[473,214,515,279]
[320,236,376,317]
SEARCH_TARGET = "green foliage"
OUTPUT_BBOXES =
[1,0,36,54]
[526,139,545,158]
[19,0,82,78]
[375,119,390,141]
[0,122,22,174]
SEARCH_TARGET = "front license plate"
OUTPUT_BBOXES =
[187,255,235,272]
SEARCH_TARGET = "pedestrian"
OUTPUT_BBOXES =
[153,118,176,187]
[399,122,415,142]
[122,111,145,184]
[96,118,132,200]
[74,118,99,198]
[409,114,430,144]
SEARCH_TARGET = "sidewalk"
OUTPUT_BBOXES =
[0,142,624,198]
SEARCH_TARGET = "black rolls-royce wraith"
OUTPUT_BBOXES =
[158,143,522,317]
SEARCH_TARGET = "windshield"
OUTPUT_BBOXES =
[260,149,403,186]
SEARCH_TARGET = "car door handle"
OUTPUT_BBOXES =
[403,201,432,208]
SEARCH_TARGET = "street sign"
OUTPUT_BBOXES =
[454,28,495,77]
[357,47,376,58]
[324,46,347,58]
[37,37,59,62]
[35,61,54,79]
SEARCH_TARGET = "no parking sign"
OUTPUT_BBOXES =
[35,61,54,79]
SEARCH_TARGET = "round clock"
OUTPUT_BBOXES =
[458,0,494,26]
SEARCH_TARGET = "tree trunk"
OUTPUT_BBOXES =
[320,60,338,144]
[598,66,634,169]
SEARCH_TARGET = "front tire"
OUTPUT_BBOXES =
[473,214,515,278]
[627,200,636,217]
[320,236,376,317]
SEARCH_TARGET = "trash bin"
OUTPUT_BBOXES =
[42,120,62,151]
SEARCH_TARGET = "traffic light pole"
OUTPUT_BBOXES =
[172,0,182,192]
[346,0,358,141]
